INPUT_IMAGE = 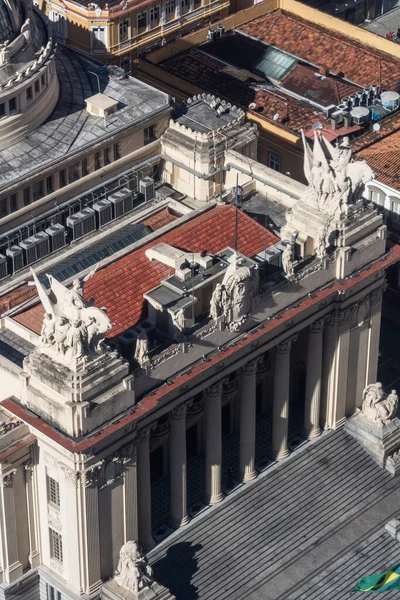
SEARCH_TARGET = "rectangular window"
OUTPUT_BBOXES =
[150,6,160,27]
[144,124,155,145]
[48,476,60,507]
[23,188,31,206]
[194,0,201,7]
[59,169,66,188]
[268,152,281,172]
[46,175,53,194]
[113,143,121,161]
[68,163,79,183]
[0,103,4,118]
[392,200,400,223]
[49,528,63,562]
[35,80,40,94]
[47,585,62,600]
[165,0,175,18]
[9,97,16,112]
[33,180,44,200]
[94,152,101,170]
[10,194,17,212]
[26,87,33,101]
[82,158,89,176]
[92,27,106,51]
[137,12,147,29]
[41,73,46,86]
[181,0,189,13]
[119,19,129,42]
[0,198,7,218]
[371,189,384,206]
[104,147,111,165]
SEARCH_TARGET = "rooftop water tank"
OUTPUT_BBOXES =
[380,91,400,111]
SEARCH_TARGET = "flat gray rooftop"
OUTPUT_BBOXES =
[0,329,33,367]
[149,429,400,599]
[0,45,169,190]
[175,97,244,134]
[362,8,400,37]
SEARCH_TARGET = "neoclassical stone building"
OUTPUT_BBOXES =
[0,98,398,600]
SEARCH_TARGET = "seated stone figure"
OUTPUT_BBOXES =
[114,541,154,593]
[361,383,398,427]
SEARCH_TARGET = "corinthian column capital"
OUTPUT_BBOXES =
[309,318,325,334]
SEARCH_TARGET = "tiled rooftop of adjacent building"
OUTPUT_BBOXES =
[240,9,400,90]
[353,112,400,191]
[149,429,400,599]
[0,45,169,190]
[12,204,279,338]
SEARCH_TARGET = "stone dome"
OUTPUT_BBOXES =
[0,0,24,45]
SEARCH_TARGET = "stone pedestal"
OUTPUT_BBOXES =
[101,579,175,600]
[345,411,400,467]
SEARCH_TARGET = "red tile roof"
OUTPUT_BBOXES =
[353,112,400,191]
[240,10,400,90]
[4,244,400,455]
[143,207,178,231]
[162,48,320,132]
[13,205,279,338]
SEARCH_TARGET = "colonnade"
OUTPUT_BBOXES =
[134,295,383,548]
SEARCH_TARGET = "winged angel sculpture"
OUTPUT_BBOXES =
[31,267,112,369]
[301,131,373,217]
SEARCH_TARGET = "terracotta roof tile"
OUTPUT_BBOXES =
[240,10,400,90]
[13,205,279,338]
[142,207,178,231]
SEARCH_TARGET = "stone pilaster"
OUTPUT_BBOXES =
[304,319,324,439]
[204,383,224,504]
[123,444,138,543]
[24,461,40,569]
[366,288,384,386]
[239,359,259,482]
[272,337,296,460]
[0,470,23,583]
[81,464,102,593]
[137,428,155,549]
[169,403,189,528]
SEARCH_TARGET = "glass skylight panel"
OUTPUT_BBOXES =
[254,48,296,81]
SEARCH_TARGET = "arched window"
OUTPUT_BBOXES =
[390,197,400,224]
[369,186,385,207]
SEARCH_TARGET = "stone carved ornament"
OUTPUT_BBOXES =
[114,541,154,593]
[31,267,111,370]
[209,253,259,331]
[361,383,398,427]
[281,244,294,277]
[301,131,373,218]
[134,331,149,367]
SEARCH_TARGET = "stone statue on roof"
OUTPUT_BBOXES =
[114,541,154,594]
[30,268,111,370]
[301,131,374,217]
[209,253,259,331]
[361,383,398,427]
[134,331,149,367]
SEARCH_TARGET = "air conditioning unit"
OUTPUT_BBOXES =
[109,187,133,218]
[45,224,66,252]
[33,231,50,259]
[20,236,39,265]
[66,207,96,240]
[139,177,155,202]
[6,245,24,273]
[93,199,113,227]
[0,253,7,280]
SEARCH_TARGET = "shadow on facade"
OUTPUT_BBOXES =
[152,541,202,599]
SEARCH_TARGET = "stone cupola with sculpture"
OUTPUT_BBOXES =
[0,0,59,149]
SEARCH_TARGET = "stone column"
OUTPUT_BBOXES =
[304,319,324,439]
[204,383,224,504]
[321,311,351,430]
[366,289,384,385]
[81,465,102,594]
[137,428,155,549]
[24,461,40,569]
[239,359,259,482]
[123,444,138,543]
[0,470,23,583]
[169,403,189,528]
[272,337,296,460]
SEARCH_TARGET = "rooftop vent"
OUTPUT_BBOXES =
[85,93,118,118]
